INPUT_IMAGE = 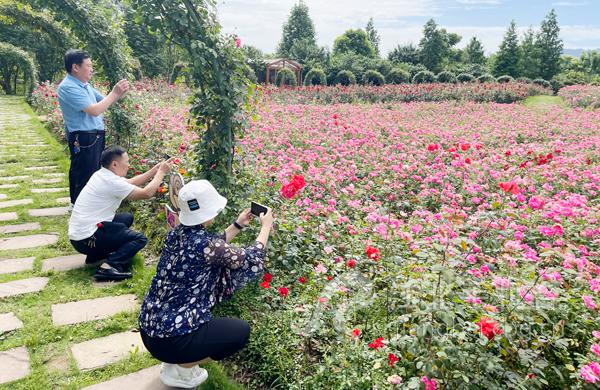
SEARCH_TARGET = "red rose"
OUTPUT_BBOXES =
[351,328,360,338]
[280,184,298,199]
[365,245,380,260]
[96,222,103,228]
[260,281,270,289]
[476,317,503,340]
[427,143,439,152]
[263,273,273,283]
[289,175,306,190]
[346,259,357,268]
[368,337,385,350]
[388,353,399,367]
[278,287,289,297]
[298,277,306,284]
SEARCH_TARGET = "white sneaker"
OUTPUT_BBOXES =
[159,363,208,388]
[67,203,74,213]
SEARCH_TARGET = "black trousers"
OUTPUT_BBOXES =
[68,130,105,204]
[70,213,147,271]
[140,318,251,364]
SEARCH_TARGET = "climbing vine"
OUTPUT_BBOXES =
[132,0,253,192]
[0,41,38,97]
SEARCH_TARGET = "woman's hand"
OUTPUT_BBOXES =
[236,208,253,228]
[259,208,274,229]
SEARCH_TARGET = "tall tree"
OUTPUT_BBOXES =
[493,20,521,77]
[388,44,420,65]
[365,17,380,56]
[419,19,448,72]
[536,9,563,80]
[519,27,540,79]
[464,36,486,65]
[277,1,317,58]
[332,29,375,58]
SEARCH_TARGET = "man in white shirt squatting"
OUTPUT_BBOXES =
[68,145,173,281]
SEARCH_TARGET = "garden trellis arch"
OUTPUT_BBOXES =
[0,41,38,97]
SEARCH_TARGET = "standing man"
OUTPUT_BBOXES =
[57,49,130,205]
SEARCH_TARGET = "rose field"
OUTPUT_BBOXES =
[30,81,600,389]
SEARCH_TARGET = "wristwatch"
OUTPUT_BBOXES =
[233,221,244,230]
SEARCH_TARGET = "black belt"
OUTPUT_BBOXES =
[70,129,105,134]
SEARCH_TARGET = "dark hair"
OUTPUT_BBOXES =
[64,49,90,73]
[101,145,127,168]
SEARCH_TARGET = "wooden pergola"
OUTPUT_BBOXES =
[265,58,303,85]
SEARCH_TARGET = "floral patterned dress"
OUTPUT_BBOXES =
[139,224,265,338]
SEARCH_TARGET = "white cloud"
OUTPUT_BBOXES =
[456,0,502,4]
[552,1,588,6]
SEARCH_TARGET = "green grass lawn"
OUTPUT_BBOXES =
[522,95,566,107]
[0,96,242,390]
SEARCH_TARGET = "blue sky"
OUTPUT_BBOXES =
[216,0,600,55]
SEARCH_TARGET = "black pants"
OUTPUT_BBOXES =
[140,318,250,364]
[68,130,105,204]
[70,213,147,271]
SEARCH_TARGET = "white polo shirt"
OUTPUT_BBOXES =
[68,168,135,241]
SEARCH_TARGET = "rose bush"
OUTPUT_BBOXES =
[31,80,600,389]
[558,85,600,109]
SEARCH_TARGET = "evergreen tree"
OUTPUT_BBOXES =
[419,19,448,73]
[277,1,317,58]
[365,17,380,56]
[519,27,540,79]
[536,9,563,80]
[493,20,521,77]
[464,36,486,65]
[333,29,376,58]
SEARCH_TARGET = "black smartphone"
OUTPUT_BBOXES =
[250,201,268,217]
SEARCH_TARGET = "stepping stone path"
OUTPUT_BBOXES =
[0,222,40,234]
[0,212,18,221]
[0,277,49,298]
[0,257,35,275]
[71,331,147,371]
[56,197,70,204]
[28,207,69,217]
[0,312,24,333]
[0,184,19,189]
[24,165,58,171]
[0,347,30,385]
[52,294,138,326]
[0,194,6,199]
[0,234,58,250]
[41,254,85,272]
[82,365,166,390]
[0,198,32,209]
[32,178,62,184]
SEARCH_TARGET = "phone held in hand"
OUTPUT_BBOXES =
[250,201,268,217]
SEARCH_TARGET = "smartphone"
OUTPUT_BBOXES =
[250,201,268,217]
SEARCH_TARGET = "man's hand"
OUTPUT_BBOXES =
[111,79,130,98]
[157,158,175,175]
[236,208,253,228]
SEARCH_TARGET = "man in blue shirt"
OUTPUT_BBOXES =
[57,49,130,204]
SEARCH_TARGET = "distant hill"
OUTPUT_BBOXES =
[563,48,599,57]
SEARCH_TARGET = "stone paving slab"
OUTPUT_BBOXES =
[0,312,23,333]
[0,347,30,384]
[71,331,147,371]
[82,365,167,390]
[0,199,32,209]
[0,277,49,298]
[0,234,58,251]
[31,188,67,193]
[0,194,5,199]
[28,207,69,217]
[0,257,35,275]
[56,197,70,205]
[0,222,40,234]
[0,184,18,189]
[0,212,18,221]
[41,254,85,272]
[44,173,65,177]
[0,175,29,182]
[24,165,58,171]
[32,178,62,184]
[52,294,138,326]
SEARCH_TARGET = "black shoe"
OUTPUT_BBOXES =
[93,266,132,281]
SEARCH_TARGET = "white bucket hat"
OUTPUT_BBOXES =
[177,180,227,226]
